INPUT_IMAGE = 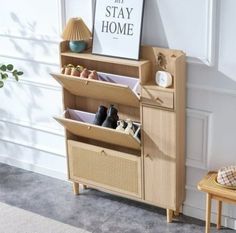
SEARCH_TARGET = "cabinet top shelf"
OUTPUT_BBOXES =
[61,51,150,67]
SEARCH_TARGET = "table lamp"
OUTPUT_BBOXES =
[62,17,92,53]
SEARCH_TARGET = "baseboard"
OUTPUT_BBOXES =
[0,155,67,181]
[183,203,236,230]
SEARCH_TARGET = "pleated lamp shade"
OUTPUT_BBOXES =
[62,17,92,52]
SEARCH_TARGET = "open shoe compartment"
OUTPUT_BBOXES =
[54,109,141,150]
[51,72,140,107]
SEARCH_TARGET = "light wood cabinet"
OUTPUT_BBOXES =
[52,41,186,223]
[142,107,176,209]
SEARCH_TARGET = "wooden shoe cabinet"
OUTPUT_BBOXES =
[52,41,186,223]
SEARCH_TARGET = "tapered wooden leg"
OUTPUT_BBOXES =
[72,182,79,195]
[174,207,180,217]
[167,209,173,223]
[206,193,212,233]
[217,201,222,230]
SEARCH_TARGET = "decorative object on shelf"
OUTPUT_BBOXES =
[102,105,119,129]
[62,17,91,53]
[92,0,145,60]
[155,71,172,88]
[93,105,108,126]
[156,52,167,70]
[0,63,23,88]
[216,166,236,189]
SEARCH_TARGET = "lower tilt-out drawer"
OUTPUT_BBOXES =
[67,140,142,198]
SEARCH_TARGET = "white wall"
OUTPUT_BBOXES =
[1,0,236,229]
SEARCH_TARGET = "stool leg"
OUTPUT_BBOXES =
[206,193,212,233]
[217,201,222,230]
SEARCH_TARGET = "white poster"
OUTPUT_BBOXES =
[92,0,145,60]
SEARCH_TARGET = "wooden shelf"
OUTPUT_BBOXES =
[61,50,150,67]
[54,109,141,150]
[51,73,140,107]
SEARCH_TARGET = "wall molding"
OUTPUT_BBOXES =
[58,0,66,34]
[0,32,60,44]
[0,117,64,137]
[186,108,212,170]
[0,54,59,67]
[187,83,236,97]
[6,76,61,91]
[0,155,67,181]
[0,136,65,158]
[184,0,217,66]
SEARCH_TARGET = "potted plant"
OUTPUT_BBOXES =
[0,63,23,88]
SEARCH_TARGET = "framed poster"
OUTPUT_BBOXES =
[92,0,145,60]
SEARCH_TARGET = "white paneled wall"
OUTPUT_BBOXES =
[1,0,236,229]
[0,0,66,180]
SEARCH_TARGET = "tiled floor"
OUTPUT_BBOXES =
[0,163,234,233]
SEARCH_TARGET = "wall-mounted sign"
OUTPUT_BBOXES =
[92,0,145,60]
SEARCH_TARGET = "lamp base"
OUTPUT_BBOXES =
[69,41,86,53]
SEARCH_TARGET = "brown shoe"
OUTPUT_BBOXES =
[64,64,74,75]
[71,67,81,77]
[80,68,90,78]
[88,70,99,80]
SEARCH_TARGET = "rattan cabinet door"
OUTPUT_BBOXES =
[68,140,142,198]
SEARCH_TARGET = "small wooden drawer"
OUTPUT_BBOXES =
[68,140,142,198]
[141,87,174,109]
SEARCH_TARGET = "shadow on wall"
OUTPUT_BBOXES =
[142,0,168,47]
[0,11,61,166]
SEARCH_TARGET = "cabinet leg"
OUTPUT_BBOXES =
[167,209,173,223]
[72,182,79,195]
[205,193,212,233]
[217,201,222,230]
[174,208,180,217]
[83,185,88,189]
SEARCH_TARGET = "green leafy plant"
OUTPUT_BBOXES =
[0,63,23,88]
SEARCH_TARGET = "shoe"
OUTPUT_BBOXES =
[124,119,136,135]
[102,105,119,129]
[61,66,66,74]
[133,125,141,141]
[93,105,107,126]
[80,68,90,78]
[88,70,99,80]
[71,67,81,77]
[116,120,128,132]
[76,65,84,72]
[65,64,74,75]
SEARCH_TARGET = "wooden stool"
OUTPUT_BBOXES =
[197,172,236,233]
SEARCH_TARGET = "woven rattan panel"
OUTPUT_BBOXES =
[69,143,140,195]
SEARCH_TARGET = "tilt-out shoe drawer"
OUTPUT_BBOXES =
[67,140,142,198]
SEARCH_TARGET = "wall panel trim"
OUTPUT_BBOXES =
[186,109,212,170]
